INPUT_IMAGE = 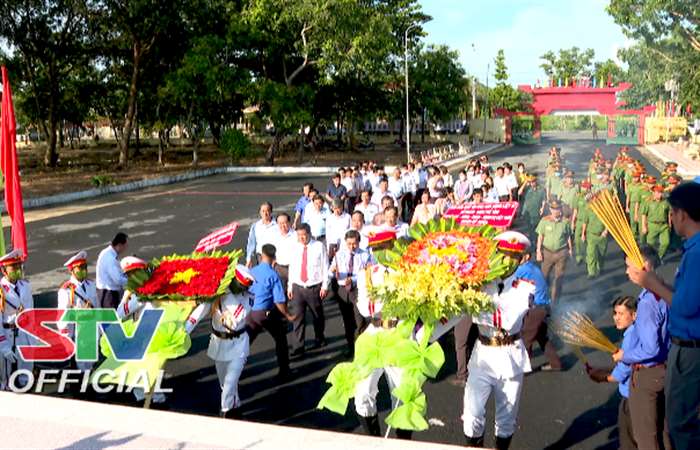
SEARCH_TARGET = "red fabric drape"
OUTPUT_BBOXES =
[1,66,27,257]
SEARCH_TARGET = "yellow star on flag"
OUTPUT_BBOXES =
[169,268,200,285]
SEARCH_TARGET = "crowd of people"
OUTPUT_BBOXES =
[0,145,698,450]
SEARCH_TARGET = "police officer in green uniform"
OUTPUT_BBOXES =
[581,196,609,278]
[546,163,563,202]
[665,175,684,252]
[536,200,573,302]
[626,170,644,241]
[572,181,592,265]
[559,170,579,219]
[637,176,657,244]
[518,174,546,237]
[641,184,672,260]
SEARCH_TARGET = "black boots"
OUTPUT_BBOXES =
[359,415,381,436]
[219,409,241,419]
[395,429,413,440]
[495,435,513,450]
[465,434,484,447]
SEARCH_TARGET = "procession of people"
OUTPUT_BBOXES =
[0,146,698,450]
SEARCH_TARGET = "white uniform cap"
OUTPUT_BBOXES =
[0,249,25,266]
[64,250,88,269]
[234,264,255,287]
[120,256,148,273]
[494,231,531,253]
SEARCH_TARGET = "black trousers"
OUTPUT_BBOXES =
[521,305,561,369]
[290,284,325,351]
[453,317,479,380]
[665,344,700,450]
[246,309,290,372]
[97,289,121,309]
[333,280,365,352]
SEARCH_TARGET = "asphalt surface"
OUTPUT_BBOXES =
[26,133,681,449]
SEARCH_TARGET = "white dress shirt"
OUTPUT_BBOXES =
[326,212,351,249]
[246,219,278,262]
[303,203,330,238]
[288,240,329,293]
[494,176,511,197]
[96,245,127,291]
[273,229,297,266]
[388,177,405,199]
[402,172,417,194]
[355,202,379,224]
[371,189,396,207]
[505,173,519,192]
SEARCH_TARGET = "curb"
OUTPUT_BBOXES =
[8,143,508,213]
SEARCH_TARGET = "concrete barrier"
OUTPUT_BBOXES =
[0,392,470,449]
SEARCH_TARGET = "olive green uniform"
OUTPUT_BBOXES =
[536,216,572,302]
[573,194,588,264]
[559,184,579,219]
[641,199,671,258]
[547,174,563,201]
[627,182,642,240]
[637,189,653,243]
[582,207,608,277]
[520,186,545,233]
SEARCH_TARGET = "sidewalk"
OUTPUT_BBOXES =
[642,142,700,178]
[0,392,469,450]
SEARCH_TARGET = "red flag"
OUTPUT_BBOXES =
[1,67,28,257]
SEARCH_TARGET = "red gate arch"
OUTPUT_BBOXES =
[496,82,656,145]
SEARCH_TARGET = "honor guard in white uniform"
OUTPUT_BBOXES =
[353,230,412,440]
[462,231,536,450]
[57,250,98,372]
[0,250,34,390]
[116,256,152,321]
[114,256,165,404]
[185,265,255,418]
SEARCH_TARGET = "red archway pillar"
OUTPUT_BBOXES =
[533,115,541,141]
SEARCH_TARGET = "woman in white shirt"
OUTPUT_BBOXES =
[427,167,445,202]
[411,191,437,225]
[440,166,454,188]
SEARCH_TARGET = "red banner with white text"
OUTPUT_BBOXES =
[443,202,519,229]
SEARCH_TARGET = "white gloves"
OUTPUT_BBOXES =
[2,348,17,364]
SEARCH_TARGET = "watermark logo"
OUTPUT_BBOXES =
[16,308,164,362]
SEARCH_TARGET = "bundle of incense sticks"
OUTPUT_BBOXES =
[553,311,618,354]
[588,189,645,269]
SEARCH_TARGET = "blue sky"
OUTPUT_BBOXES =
[420,0,630,86]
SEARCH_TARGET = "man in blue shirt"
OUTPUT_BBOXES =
[293,183,314,229]
[614,246,671,450]
[247,244,296,380]
[627,182,700,450]
[517,253,562,371]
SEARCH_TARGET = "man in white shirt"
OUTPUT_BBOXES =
[246,202,277,267]
[371,178,396,207]
[96,232,128,308]
[383,206,409,238]
[354,190,379,225]
[349,211,370,249]
[504,163,520,201]
[272,213,297,293]
[303,195,330,243]
[326,198,351,261]
[388,168,405,200]
[494,166,512,202]
[288,223,329,357]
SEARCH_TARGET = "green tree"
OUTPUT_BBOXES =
[0,0,92,166]
[488,49,527,112]
[540,47,595,85]
[594,59,624,87]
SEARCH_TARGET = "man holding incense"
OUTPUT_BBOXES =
[626,182,700,450]
[614,246,671,450]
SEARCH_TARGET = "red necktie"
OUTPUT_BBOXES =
[346,252,354,291]
[300,245,308,283]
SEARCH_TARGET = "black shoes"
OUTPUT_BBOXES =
[465,434,484,447]
[359,415,381,436]
[290,348,305,359]
[311,339,327,349]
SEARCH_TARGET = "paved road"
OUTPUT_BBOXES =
[27,134,680,449]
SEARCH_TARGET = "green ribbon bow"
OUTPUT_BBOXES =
[317,362,370,415]
[386,377,429,431]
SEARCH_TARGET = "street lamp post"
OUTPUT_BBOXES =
[482,63,490,143]
[404,24,419,163]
